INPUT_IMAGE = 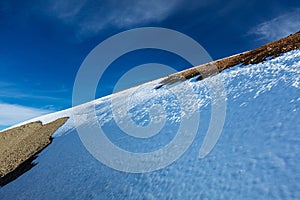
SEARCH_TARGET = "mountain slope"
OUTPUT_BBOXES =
[0,32,299,199]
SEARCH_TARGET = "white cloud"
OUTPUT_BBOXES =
[249,9,300,41]
[43,0,183,39]
[0,103,52,127]
[5,0,219,40]
[0,81,68,102]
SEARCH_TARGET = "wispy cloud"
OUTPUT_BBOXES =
[0,90,64,101]
[0,81,69,115]
[0,81,14,88]
[3,0,223,40]
[0,103,52,127]
[0,81,68,101]
[248,8,300,42]
[42,0,183,39]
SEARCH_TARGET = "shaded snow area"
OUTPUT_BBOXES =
[1,50,300,199]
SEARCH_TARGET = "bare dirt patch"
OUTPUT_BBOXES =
[0,117,68,186]
[158,31,300,87]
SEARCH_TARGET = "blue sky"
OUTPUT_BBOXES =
[0,0,300,129]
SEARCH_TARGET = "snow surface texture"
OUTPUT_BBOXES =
[1,50,300,199]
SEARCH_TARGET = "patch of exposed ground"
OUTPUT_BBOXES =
[157,31,300,87]
[0,117,68,186]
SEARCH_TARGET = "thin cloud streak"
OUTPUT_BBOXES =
[248,8,300,42]
[0,103,52,127]
[43,0,183,39]
[0,81,69,101]
[3,0,226,40]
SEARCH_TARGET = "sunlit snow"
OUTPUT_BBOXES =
[1,50,299,199]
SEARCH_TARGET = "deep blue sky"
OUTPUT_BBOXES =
[0,0,300,128]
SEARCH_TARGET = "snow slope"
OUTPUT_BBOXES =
[0,50,300,199]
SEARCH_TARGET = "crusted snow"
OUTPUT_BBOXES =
[0,50,299,199]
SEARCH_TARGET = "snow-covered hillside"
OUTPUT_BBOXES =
[1,50,300,199]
